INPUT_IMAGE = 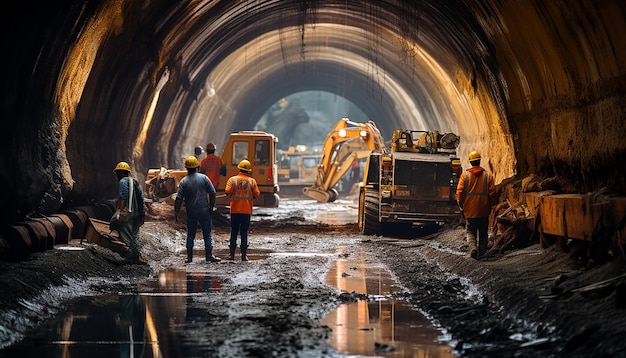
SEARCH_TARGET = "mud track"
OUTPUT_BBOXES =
[0,202,625,357]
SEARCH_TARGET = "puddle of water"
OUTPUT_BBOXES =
[4,249,455,357]
[3,269,222,357]
[322,250,457,357]
[254,198,358,225]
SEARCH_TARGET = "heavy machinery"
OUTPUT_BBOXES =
[358,129,463,236]
[145,130,280,208]
[276,145,322,197]
[302,118,386,203]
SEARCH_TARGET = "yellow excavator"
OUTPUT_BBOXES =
[302,118,386,203]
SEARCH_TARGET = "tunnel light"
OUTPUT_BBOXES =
[338,129,347,137]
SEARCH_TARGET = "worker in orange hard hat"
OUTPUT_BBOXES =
[455,151,497,259]
[175,156,220,264]
[200,142,226,187]
[225,159,260,261]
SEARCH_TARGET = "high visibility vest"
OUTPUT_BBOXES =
[225,173,260,214]
[200,154,224,186]
[457,169,494,218]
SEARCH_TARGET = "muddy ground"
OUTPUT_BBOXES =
[0,199,625,357]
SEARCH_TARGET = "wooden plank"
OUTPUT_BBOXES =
[85,218,127,255]
[540,195,566,237]
[521,193,626,242]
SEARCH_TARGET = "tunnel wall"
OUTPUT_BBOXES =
[477,0,626,194]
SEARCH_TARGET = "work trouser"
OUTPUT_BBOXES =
[465,217,489,256]
[118,219,141,259]
[230,213,251,250]
[186,211,213,253]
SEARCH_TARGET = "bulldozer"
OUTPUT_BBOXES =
[358,128,463,236]
[302,118,386,203]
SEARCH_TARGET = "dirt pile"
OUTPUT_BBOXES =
[369,224,626,357]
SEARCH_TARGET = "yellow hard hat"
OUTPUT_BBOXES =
[468,151,481,162]
[184,156,200,168]
[113,161,131,173]
[237,159,252,173]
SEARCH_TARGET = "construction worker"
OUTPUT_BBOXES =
[200,142,226,187]
[174,156,220,264]
[456,151,497,259]
[194,146,205,160]
[111,161,146,264]
[225,159,260,261]
[350,159,361,183]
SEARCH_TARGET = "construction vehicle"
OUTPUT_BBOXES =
[358,129,463,235]
[145,130,280,208]
[277,145,322,197]
[302,118,386,203]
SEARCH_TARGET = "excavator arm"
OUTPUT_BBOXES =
[303,118,386,202]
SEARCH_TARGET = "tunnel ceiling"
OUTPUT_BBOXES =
[2,0,625,222]
[151,0,484,159]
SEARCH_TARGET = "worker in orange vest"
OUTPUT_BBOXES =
[200,142,226,187]
[456,150,497,259]
[225,159,260,261]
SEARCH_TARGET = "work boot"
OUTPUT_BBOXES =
[241,249,248,262]
[467,237,478,259]
[228,248,235,261]
[185,251,193,263]
[206,250,221,263]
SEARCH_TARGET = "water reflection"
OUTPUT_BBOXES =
[322,250,456,357]
[3,269,222,357]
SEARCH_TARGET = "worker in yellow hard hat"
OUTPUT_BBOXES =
[175,156,220,263]
[111,161,146,264]
[455,151,497,259]
[225,159,260,261]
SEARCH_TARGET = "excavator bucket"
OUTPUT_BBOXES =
[302,187,338,203]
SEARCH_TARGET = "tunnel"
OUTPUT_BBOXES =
[1,0,625,226]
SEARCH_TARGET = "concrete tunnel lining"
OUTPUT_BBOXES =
[1,0,624,223]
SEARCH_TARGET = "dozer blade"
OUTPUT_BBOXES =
[302,187,337,203]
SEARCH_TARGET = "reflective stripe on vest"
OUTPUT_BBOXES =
[464,170,489,197]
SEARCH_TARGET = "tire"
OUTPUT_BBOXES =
[362,189,381,235]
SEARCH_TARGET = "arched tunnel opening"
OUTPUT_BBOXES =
[1,1,625,234]
[2,2,626,356]
[253,91,370,150]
